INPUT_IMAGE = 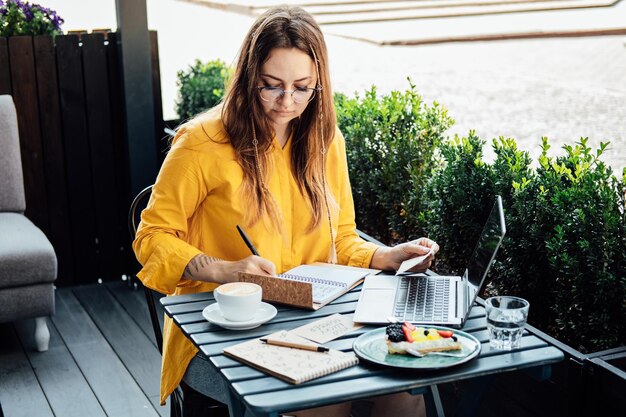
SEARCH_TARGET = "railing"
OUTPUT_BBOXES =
[0,31,164,285]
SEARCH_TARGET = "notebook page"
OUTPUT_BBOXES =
[284,264,376,287]
[223,332,359,384]
[274,274,343,304]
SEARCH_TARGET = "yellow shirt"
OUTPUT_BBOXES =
[133,110,379,404]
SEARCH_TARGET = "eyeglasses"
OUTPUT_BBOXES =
[257,86,321,104]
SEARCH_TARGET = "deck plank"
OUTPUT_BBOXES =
[52,287,160,417]
[13,318,106,417]
[105,280,164,350]
[0,323,54,417]
[73,284,168,417]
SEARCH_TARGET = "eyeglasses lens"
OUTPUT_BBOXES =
[260,88,316,104]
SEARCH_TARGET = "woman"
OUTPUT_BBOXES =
[133,6,438,417]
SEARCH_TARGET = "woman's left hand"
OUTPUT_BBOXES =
[370,237,440,272]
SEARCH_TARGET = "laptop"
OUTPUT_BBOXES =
[353,196,506,328]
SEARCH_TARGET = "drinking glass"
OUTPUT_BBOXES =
[485,296,530,350]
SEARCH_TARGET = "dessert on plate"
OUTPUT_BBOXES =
[385,322,462,355]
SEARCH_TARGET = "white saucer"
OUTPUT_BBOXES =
[202,302,277,330]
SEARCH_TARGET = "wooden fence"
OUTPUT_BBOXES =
[0,31,164,286]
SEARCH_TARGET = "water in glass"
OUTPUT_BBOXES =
[485,296,529,350]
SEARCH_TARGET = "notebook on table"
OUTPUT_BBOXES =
[353,196,506,328]
[239,262,379,310]
[223,330,359,384]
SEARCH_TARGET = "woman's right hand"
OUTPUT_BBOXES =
[183,254,276,284]
[216,255,276,284]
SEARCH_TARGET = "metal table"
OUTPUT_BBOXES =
[162,286,563,417]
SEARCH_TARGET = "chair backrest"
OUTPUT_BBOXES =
[0,95,26,212]
[128,184,166,354]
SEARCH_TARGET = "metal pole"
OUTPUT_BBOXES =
[115,0,158,196]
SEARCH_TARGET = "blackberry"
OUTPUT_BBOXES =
[386,323,405,342]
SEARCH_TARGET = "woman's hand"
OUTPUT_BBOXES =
[370,237,440,272]
[184,254,276,284]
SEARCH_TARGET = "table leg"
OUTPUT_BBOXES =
[455,374,495,417]
[227,389,246,417]
[424,385,446,417]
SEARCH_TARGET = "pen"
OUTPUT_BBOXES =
[259,338,330,353]
[236,225,259,256]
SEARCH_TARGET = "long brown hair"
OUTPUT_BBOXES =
[221,6,336,233]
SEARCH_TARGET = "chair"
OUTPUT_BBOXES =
[129,184,227,417]
[0,95,57,352]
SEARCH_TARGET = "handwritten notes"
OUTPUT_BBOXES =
[292,313,363,344]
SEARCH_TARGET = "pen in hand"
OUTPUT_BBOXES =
[236,225,259,256]
[259,338,330,353]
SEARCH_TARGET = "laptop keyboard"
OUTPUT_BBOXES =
[393,276,450,322]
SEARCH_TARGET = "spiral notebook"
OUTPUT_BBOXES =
[239,263,379,310]
[223,331,359,384]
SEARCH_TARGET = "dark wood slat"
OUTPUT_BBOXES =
[0,38,11,94]
[52,288,160,417]
[13,318,106,417]
[0,323,54,417]
[33,35,75,285]
[73,284,167,417]
[105,31,134,275]
[8,35,49,232]
[82,33,122,280]
[55,34,99,283]
[149,30,167,167]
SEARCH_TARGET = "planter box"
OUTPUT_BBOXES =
[0,31,163,285]
[438,300,626,417]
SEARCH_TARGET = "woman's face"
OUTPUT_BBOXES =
[258,47,317,132]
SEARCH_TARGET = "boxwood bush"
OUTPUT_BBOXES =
[175,59,231,121]
[335,82,453,244]
[424,132,626,352]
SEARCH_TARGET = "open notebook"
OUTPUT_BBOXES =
[239,263,379,310]
[223,330,359,384]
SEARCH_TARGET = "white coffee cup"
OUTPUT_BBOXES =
[214,282,262,322]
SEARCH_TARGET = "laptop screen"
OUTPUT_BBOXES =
[463,196,506,318]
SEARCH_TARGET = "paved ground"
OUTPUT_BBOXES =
[49,0,626,173]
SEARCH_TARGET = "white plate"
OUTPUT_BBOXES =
[202,302,277,330]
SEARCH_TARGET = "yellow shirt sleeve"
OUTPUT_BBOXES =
[132,127,208,295]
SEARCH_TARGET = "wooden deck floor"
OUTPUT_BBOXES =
[0,281,168,417]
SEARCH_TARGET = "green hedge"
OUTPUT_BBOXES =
[336,82,453,244]
[337,86,625,353]
[175,59,231,121]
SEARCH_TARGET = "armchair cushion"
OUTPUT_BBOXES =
[0,95,26,212]
[0,212,57,289]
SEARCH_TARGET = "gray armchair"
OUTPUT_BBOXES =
[0,95,57,351]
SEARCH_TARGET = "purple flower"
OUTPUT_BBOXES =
[24,9,33,20]
[0,1,5,8]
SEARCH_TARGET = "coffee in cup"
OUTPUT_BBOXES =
[214,282,262,322]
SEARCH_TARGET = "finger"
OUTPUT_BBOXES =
[256,258,276,276]
[416,238,440,254]
[408,244,433,257]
